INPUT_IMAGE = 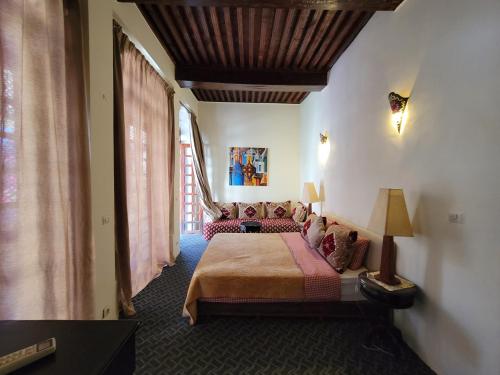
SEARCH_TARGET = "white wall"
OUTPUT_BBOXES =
[299,0,500,374]
[199,102,301,204]
[86,0,199,319]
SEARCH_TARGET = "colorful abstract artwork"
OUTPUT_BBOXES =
[229,147,268,186]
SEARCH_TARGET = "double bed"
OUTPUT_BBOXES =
[183,216,385,325]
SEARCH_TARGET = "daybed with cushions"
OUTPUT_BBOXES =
[203,201,307,240]
[184,214,383,324]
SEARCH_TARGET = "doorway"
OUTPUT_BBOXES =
[179,105,203,234]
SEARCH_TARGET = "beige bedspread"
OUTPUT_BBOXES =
[183,233,304,324]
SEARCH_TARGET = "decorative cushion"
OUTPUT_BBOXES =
[301,213,317,238]
[238,202,264,220]
[265,201,291,219]
[306,215,326,249]
[332,223,358,243]
[291,203,307,223]
[349,237,370,270]
[215,202,238,219]
[318,225,356,273]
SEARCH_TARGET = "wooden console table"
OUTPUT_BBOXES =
[0,320,139,374]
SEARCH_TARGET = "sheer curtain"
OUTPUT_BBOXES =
[0,0,94,319]
[114,24,176,316]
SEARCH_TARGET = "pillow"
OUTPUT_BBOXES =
[215,202,237,220]
[349,237,370,270]
[330,222,358,243]
[238,202,264,220]
[301,213,317,238]
[265,201,291,219]
[318,225,356,273]
[306,215,326,249]
[291,203,307,223]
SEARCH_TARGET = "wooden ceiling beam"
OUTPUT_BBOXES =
[223,7,237,66]
[121,0,404,11]
[183,6,209,64]
[195,7,218,64]
[283,9,311,68]
[236,8,245,67]
[208,7,228,66]
[176,66,328,91]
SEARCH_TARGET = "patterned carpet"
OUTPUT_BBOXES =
[130,234,435,375]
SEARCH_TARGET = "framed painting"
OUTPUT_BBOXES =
[229,147,268,186]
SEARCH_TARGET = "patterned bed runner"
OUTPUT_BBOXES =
[280,232,341,300]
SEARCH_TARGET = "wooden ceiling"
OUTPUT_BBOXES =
[120,1,405,104]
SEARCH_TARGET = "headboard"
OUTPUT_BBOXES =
[326,214,382,271]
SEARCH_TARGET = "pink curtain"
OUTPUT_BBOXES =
[0,0,94,319]
[114,25,176,316]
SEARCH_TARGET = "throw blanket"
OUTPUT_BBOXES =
[280,233,341,300]
[183,233,340,324]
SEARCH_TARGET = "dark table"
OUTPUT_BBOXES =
[358,271,418,357]
[0,320,139,375]
[358,271,417,309]
[240,221,262,233]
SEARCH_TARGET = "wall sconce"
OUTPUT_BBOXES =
[320,132,328,144]
[318,131,330,165]
[388,92,409,134]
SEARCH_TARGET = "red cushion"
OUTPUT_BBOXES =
[349,237,370,270]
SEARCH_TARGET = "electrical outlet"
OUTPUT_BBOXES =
[448,212,464,224]
[101,216,110,225]
[102,307,111,319]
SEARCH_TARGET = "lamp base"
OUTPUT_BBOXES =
[374,272,401,286]
[307,203,312,215]
[377,235,402,286]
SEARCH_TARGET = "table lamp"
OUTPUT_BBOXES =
[302,182,320,215]
[368,188,414,285]
[318,183,325,216]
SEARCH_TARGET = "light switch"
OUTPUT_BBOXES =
[448,212,464,224]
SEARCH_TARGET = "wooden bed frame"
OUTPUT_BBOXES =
[197,300,389,322]
[196,215,386,323]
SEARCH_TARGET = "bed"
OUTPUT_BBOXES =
[183,216,385,325]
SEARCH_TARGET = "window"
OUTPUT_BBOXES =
[179,106,203,234]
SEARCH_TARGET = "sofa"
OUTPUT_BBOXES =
[202,201,306,241]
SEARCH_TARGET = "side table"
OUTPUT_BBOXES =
[358,271,418,357]
[240,221,262,233]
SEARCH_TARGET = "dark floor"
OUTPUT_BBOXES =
[130,234,434,375]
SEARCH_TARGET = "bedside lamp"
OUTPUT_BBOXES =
[368,188,414,285]
[302,182,320,215]
[318,182,325,216]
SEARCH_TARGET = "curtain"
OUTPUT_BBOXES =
[0,0,94,319]
[188,111,221,221]
[113,24,175,316]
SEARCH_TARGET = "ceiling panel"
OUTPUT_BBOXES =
[121,1,404,103]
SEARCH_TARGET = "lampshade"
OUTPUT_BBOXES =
[302,182,320,203]
[388,92,409,134]
[368,188,413,237]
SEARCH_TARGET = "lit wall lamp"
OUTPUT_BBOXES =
[320,132,328,144]
[388,92,409,134]
[318,131,330,165]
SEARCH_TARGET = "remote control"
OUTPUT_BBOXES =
[0,338,56,375]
